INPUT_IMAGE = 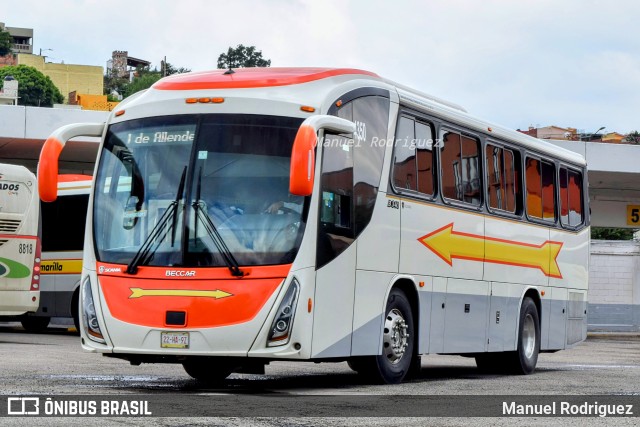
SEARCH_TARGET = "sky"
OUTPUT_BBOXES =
[2,0,639,134]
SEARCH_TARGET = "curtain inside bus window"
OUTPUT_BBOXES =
[541,160,555,221]
[486,144,503,210]
[441,132,462,201]
[503,149,516,213]
[568,169,583,225]
[525,158,542,218]
[461,136,480,205]
[393,116,417,191]
[559,167,569,225]
[415,121,435,196]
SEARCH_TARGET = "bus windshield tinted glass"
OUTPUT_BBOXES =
[93,114,307,267]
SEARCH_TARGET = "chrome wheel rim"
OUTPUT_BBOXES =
[522,313,536,359]
[383,308,409,364]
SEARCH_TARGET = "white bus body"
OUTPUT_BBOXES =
[23,176,91,331]
[0,163,40,316]
[38,68,589,383]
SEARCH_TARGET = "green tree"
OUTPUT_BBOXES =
[0,65,63,107]
[161,60,191,76]
[123,73,162,98]
[105,61,191,98]
[624,131,640,144]
[591,227,637,240]
[0,28,12,56]
[217,44,271,69]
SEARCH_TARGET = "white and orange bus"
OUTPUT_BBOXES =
[0,163,41,321]
[37,68,588,384]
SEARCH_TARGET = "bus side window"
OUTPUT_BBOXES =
[541,160,556,221]
[568,169,584,225]
[525,157,542,218]
[560,167,584,227]
[415,121,435,196]
[393,117,417,191]
[526,157,556,222]
[486,144,516,213]
[441,131,481,206]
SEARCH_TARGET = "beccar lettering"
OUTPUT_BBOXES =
[165,270,196,277]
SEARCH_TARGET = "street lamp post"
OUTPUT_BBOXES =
[581,126,606,141]
[591,126,606,141]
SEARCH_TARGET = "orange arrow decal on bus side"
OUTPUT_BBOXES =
[418,223,563,278]
[129,288,233,299]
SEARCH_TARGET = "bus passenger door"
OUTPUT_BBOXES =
[311,132,356,358]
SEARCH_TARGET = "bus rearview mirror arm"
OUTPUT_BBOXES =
[38,123,105,202]
[289,115,356,196]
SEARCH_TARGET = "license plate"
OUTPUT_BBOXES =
[161,331,190,349]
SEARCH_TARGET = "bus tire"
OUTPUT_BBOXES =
[182,358,231,384]
[506,297,540,375]
[20,316,50,333]
[354,289,415,384]
[71,289,80,333]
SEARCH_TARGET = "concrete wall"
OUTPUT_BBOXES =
[588,240,640,331]
[0,105,108,139]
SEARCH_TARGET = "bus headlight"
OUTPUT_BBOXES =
[82,277,105,344]
[267,278,300,347]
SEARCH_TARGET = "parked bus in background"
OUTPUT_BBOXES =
[37,68,589,384]
[21,176,91,332]
[0,163,41,322]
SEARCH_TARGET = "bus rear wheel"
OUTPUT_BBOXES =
[505,297,540,374]
[182,358,232,384]
[20,316,50,333]
[352,288,415,384]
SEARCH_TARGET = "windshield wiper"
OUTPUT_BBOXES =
[192,167,245,277]
[126,167,187,275]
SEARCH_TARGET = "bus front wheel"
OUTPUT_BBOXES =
[351,288,415,384]
[20,316,50,333]
[182,358,231,384]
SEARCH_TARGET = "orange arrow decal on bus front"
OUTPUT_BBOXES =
[418,223,563,278]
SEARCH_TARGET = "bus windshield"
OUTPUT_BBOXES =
[93,114,307,268]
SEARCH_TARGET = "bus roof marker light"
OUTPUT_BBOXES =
[335,100,342,107]
[185,98,198,104]
[300,106,315,113]
[211,97,224,103]
[198,98,211,103]
[115,110,125,117]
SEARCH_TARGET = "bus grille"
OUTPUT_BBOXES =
[0,219,21,233]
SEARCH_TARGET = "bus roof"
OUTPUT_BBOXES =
[153,67,380,91]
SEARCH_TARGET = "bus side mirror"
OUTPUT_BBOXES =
[38,123,105,202]
[289,115,356,196]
